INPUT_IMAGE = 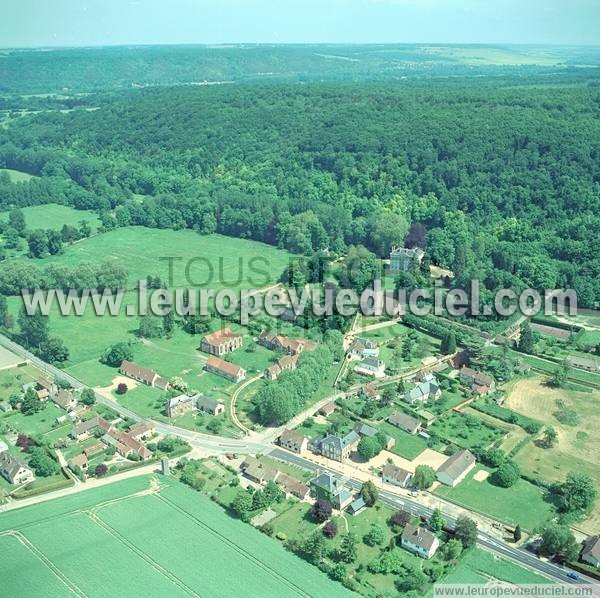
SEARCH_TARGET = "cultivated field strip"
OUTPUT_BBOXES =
[154,493,312,598]
[85,511,199,597]
[0,530,87,597]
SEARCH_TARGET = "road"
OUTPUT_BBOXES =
[229,373,262,436]
[0,333,269,455]
[269,448,600,587]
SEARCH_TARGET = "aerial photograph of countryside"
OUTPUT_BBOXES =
[1,1,600,596]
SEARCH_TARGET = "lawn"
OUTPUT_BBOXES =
[434,466,556,531]
[3,403,67,437]
[443,548,552,584]
[0,474,351,598]
[0,364,38,399]
[379,421,429,459]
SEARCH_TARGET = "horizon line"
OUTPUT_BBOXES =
[3,41,600,52]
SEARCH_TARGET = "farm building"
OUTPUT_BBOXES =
[388,411,421,434]
[204,357,246,383]
[120,360,169,390]
[201,328,243,356]
[436,449,476,487]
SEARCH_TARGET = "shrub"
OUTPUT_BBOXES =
[95,463,108,477]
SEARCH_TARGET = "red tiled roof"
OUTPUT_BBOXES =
[206,356,243,378]
[203,328,242,346]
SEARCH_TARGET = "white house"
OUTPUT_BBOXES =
[355,357,386,378]
[401,524,440,559]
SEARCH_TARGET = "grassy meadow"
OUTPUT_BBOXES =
[434,466,556,531]
[0,203,101,233]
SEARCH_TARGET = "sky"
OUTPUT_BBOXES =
[1,0,599,48]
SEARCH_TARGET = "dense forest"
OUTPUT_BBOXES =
[1,72,600,308]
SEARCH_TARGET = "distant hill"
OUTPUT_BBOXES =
[1,43,600,94]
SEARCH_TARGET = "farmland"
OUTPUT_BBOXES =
[504,376,600,533]
[0,474,351,597]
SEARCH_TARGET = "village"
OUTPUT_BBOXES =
[1,242,600,592]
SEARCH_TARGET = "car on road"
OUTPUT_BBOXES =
[566,572,579,581]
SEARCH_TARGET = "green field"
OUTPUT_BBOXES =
[379,421,429,459]
[0,203,100,232]
[442,548,552,584]
[4,228,294,429]
[0,167,36,182]
[0,475,351,597]
[429,411,504,451]
[15,226,293,289]
[434,466,556,531]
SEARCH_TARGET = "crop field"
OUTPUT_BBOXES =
[504,377,600,533]
[0,475,350,597]
[0,203,101,233]
[434,466,556,531]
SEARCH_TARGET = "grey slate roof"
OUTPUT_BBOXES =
[582,535,600,563]
[437,449,476,481]
[0,452,32,482]
[196,394,223,413]
[388,411,421,432]
[310,471,345,494]
[402,524,438,551]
